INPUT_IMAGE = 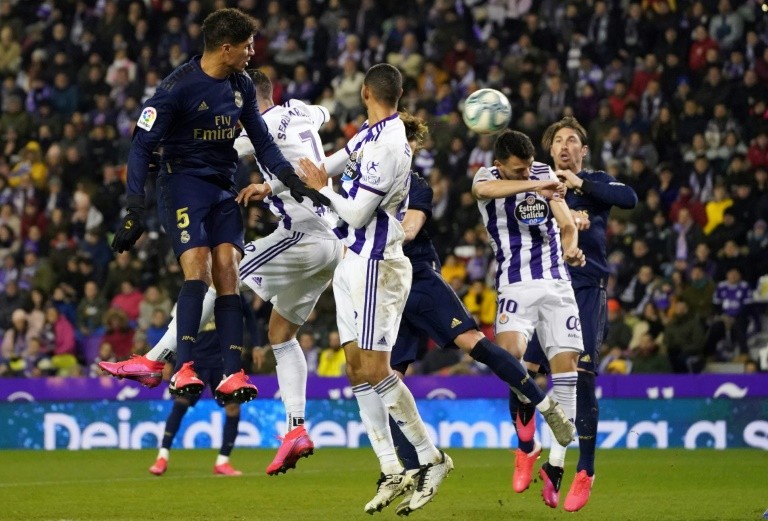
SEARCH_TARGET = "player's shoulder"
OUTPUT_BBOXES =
[410,171,431,194]
[158,60,199,92]
[582,169,624,185]
[473,165,500,180]
[230,70,254,89]
[530,161,554,179]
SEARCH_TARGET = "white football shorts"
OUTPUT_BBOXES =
[239,228,342,325]
[333,252,411,351]
[495,278,584,359]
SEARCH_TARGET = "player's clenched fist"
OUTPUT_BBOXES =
[564,246,586,267]
[111,194,146,253]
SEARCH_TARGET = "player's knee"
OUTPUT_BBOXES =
[345,362,366,386]
[454,329,485,351]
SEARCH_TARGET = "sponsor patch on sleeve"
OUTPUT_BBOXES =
[137,107,157,131]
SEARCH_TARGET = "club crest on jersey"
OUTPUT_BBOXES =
[498,313,509,324]
[341,150,362,181]
[137,107,157,131]
[180,230,190,244]
[234,90,243,107]
[515,193,549,225]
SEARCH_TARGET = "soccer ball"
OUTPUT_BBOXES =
[462,88,512,134]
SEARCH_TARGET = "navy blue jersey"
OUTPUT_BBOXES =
[127,56,291,196]
[565,170,638,288]
[403,173,440,272]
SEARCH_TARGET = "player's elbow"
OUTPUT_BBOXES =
[471,186,487,200]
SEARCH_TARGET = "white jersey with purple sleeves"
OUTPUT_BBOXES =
[473,161,570,287]
[333,114,412,260]
[235,99,334,239]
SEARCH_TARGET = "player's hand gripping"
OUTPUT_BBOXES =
[538,180,566,201]
[564,246,586,267]
[111,194,146,253]
[276,165,330,207]
[571,210,591,230]
[236,183,272,205]
[555,169,583,190]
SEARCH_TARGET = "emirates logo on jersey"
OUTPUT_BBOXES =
[515,193,549,225]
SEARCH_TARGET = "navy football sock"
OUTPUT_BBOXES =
[220,412,240,456]
[389,415,419,471]
[162,401,189,449]
[470,338,545,404]
[508,375,537,454]
[175,280,209,370]
[576,371,598,476]
[215,295,244,375]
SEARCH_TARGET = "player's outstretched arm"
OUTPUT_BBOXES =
[550,195,585,267]
[402,209,427,242]
[323,147,350,177]
[300,157,382,229]
[472,178,560,200]
[236,183,272,205]
[559,169,638,209]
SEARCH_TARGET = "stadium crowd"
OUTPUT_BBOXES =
[0,0,767,379]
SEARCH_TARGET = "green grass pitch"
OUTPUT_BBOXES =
[0,448,764,520]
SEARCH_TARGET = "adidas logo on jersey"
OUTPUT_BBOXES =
[197,101,209,111]
[377,336,388,346]
[580,354,591,362]
[450,318,462,328]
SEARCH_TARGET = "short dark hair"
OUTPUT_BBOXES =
[202,8,257,51]
[250,69,272,100]
[363,64,402,106]
[541,116,588,151]
[494,130,535,162]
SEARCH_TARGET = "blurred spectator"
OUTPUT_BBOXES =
[703,184,733,234]
[145,309,169,348]
[2,309,39,363]
[77,280,107,339]
[619,264,656,315]
[604,298,633,351]
[41,305,78,375]
[138,285,172,333]
[630,332,672,373]
[462,280,496,334]
[317,331,345,377]
[89,341,116,377]
[298,330,321,375]
[704,267,752,361]
[110,279,143,324]
[665,299,706,373]
[681,264,716,319]
[102,308,134,361]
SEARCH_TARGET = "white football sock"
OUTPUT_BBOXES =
[374,374,441,465]
[548,371,577,468]
[215,454,229,466]
[146,286,217,361]
[273,338,307,432]
[158,448,170,460]
[353,382,403,475]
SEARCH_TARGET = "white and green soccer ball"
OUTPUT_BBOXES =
[462,88,512,134]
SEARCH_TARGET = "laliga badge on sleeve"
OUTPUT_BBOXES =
[137,107,157,131]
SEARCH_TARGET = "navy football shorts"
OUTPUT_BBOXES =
[157,171,245,258]
[390,266,477,373]
[524,284,607,374]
